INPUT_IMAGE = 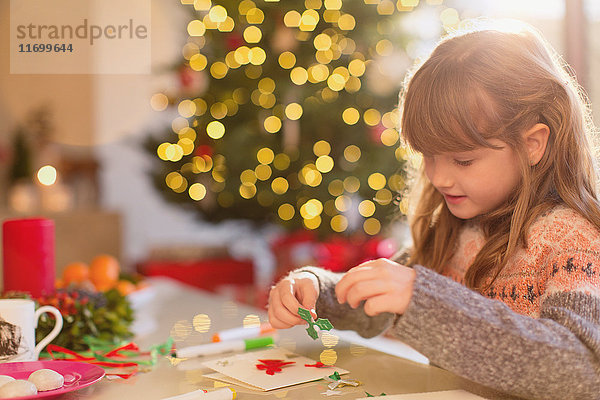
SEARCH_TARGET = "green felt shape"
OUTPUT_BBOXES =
[365,392,386,397]
[298,307,334,340]
[315,318,333,330]
[328,371,341,381]
[306,325,318,340]
[298,307,313,322]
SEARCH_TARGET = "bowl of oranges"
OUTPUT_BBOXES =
[57,254,146,296]
[32,255,147,351]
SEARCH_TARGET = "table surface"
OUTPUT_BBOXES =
[55,278,504,400]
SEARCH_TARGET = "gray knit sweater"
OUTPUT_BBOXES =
[297,208,600,399]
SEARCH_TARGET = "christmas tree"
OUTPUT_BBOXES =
[147,0,435,236]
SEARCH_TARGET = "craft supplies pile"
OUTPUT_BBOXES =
[173,307,365,394]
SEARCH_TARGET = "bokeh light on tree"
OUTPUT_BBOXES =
[147,0,441,236]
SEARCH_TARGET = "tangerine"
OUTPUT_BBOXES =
[136,280,150,290]
[62,262,89,285]
[116,280,136,296]
[89,254,120,291]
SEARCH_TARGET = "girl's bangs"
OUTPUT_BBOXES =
[401,65,500,156]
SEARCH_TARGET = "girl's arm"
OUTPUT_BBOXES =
[301,263,600,400]
[391,264,600,400]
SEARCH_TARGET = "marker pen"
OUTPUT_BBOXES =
[176,336,274,358]
[162,387,236,400]
[211,322,275,342]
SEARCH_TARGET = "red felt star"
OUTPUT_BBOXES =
[255,359,296,375]
[305,362,329,368]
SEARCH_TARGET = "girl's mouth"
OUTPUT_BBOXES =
[443,194,467,204]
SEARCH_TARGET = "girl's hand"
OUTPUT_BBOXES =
[268,271,320,329]
[335,258,416,316]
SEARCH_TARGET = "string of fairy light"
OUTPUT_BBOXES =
[150,0,458,236]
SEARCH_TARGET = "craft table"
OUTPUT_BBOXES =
[60,277,506,400]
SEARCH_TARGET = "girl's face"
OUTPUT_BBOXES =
[423,139,521,220]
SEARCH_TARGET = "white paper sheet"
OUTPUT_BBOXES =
[202,348,348,391]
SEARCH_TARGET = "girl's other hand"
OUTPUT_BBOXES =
[335,258,415,316]
[268,271,319,329]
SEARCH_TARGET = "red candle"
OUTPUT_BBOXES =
[2,218,55,297]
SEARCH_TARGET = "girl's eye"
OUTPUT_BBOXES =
[453,159,473,167]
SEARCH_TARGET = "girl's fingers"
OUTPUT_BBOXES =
[280,282,305,315]
[297,282,318,312]
[267,273,322,329]
[268,288,305,328]
[346,267,416,315]
[268,302,289,329]
[362,293,394,316]
[335,259,415,314]
[335,266,379,303]
[268,296,291,329]
[344,279,389,309]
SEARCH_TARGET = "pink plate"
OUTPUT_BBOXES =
[0,360,105,399]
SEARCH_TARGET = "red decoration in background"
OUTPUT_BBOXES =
[271,230,398,283]
[317,237,363,273]
[138,258,254,292]
[255,359,295,375]
[317,236,398,272]
[178,65,207,94]
[369,123,386,144]
[194,145,214,157]
[2,218,55,297]
[178,65,194,89]
[226,33,244,51]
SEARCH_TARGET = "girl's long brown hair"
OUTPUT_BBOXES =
[400,20,600,292]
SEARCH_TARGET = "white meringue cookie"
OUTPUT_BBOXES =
[28,368,64,391]
[0,376,15,388]
[0,379,38,398]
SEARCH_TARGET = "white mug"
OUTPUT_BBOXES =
[0,299,63,362]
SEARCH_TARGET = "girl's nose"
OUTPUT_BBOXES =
[425,159,454,189]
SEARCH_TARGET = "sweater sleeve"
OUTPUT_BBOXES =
[392,265,600,400]
[297,264,600,399]
[295,266,394,338]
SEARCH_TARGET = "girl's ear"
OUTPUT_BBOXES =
[523,123,550,166]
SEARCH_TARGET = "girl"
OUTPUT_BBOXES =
[268,20,600,400]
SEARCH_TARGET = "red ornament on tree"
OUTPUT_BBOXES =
[226,33,244,51]
[178,65,194,89]
[178,65,207,94]
[369,123,386,144]
[194,144,214,157]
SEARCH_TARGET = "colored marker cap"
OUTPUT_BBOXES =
[244,336,274,350]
